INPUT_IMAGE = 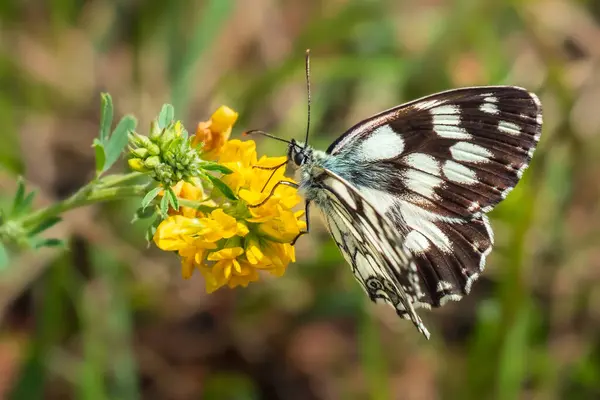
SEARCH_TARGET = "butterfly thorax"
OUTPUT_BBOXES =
[288,143,328,203]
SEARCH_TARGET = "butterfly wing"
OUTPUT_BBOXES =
[322,86,542,308]
[314,168,431,339]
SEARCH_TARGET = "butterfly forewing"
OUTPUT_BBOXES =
[327,87,541,217]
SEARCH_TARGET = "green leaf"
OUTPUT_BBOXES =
[0,243,8,270]
[29,216,62,236]
[11,176,25,215]
[145,217,160,246]
[31,238,66,250]
[141,187,162,210]
[158,104,175,129]
[92,139,106,174]
[167,187,179,212]
[14,191,36,218]
[131,207,156,223]
[206,174,237,200]
[201,162,233,174]
[159,194,169,216]
[10,178,36,217]
[178,199,218,214]
[103,115,137,173]
[99,93,114,143]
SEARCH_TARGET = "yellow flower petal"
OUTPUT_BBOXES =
[236,222,249,237]
[233,259,241,274]
[153,216,201,251]
[207,247,244,261]
[198,264,224,293]
[191,106,239,159]
[181,256,195,279]
[209,209,239,238]
[210,106,239,133]
[245,242,264,265]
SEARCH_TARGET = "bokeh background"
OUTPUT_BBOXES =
[1,0,600,399]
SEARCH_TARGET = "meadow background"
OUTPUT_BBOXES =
[1,0,600,399]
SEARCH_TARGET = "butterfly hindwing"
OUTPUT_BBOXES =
[315,169,431,339]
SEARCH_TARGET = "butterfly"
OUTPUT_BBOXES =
[247,57,542,339]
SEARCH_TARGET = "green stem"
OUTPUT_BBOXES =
[94,172,144,188]
[19,179,149,231]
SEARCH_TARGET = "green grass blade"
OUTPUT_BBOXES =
[169,0,235,113]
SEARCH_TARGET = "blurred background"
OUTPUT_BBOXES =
[1,0,600,399]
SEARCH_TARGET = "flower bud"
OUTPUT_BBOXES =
[149,120,162,140]
[147,143,161,156]
[128,158,150,172]
[144,155,161,169]
[131,148,149,159]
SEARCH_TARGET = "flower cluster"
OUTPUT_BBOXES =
[136,106,305,293]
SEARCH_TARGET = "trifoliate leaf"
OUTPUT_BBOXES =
[31,238,66,250]
[99,93,114,143]
[206,174,237,200]
[131,206,156,223]
[13,191,36,218]
[159,193,169,216]
[167,187,179,212]
[201,162,233,174]
[28,216,62,236]
[10,178,36,218]
[12,177,25,212]
[103,115,137,173]
[158,104,175,129]
[145,217,160,246]
[141,187,162,210]
[92,139,106,175]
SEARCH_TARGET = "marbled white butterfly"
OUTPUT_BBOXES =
[247,52,542,339]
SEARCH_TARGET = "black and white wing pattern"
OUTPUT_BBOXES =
[321,86,542,312]
[316,169,431,338]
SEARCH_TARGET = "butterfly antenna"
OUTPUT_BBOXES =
[243,129,293,145]
[303,48,311,149]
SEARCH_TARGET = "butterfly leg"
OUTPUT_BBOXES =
[247,180,299,208]
[252,160,289,192]
[291,201,310,245]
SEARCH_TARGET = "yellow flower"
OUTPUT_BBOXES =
[192,106,239,159]
[198,247,260,292]
[153,215,204,252]
[179,244,215,280]
[218,139,258,193]
[149,107,305,292]
[166,180,206,217]
[208,247,244,279]
[245,239,296,277]
[210,209,249,238]
[153,209,238,252]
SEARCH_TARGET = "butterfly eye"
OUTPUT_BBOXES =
[293,150,306,166]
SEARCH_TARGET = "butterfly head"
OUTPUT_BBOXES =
[288,139,312,167]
